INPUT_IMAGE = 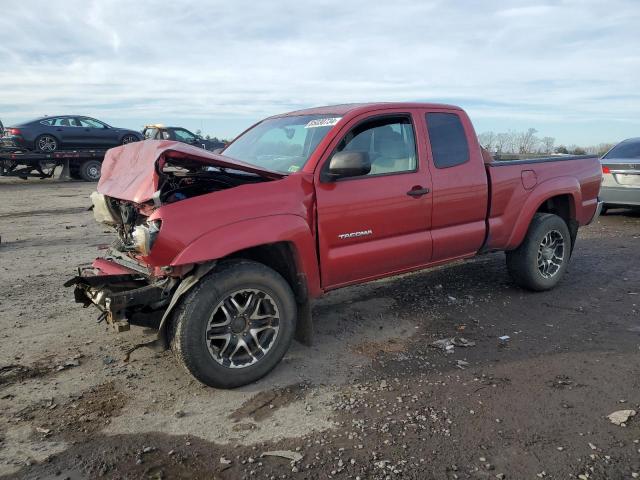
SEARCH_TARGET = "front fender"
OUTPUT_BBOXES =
[170,214,321,296]
[505,176,580,250]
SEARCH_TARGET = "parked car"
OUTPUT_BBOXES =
[142,124,225,151]
[2,115,142,152]
[600,137,640,211]
[67,102,602,388]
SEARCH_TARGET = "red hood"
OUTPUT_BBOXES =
[97,140,284,203]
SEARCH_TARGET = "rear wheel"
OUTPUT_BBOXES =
[78,159,102,181]
[170,260,297,388]
[35,134,58,152]
[121,134,138,145]
[506,213,571,291]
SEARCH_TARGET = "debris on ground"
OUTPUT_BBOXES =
[607,409,636,426]
[102,356,116,365]
[261,450,303,464]
[498,335,511,345]
[431,337,476,354]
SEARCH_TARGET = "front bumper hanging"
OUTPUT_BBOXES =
[65,265,175,332]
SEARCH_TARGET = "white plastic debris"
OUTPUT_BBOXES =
[261,450,303,464]
[431,337,475,354]
[607,409,636,426]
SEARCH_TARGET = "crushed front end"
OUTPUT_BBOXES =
[65,141,273,337]
[65,256,178,332]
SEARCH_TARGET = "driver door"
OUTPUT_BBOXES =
[315,112,433,289]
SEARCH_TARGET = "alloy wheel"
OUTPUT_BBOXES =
[38,135,57,152]
[206,289,280,369]
[537,230,565,278]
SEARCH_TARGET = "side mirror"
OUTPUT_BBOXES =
[326,151,370,180]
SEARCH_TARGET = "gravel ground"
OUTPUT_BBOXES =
[0,177,639,480]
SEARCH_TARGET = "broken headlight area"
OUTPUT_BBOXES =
[131,220,161,256]
[91,192,161,256]
[65,267,178,332]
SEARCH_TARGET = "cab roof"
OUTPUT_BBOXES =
[271,102,462,118]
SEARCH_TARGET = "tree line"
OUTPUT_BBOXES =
[477,129,614,156]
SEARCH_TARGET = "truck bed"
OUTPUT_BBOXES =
[484,155,602,251]
[491,154,598,166]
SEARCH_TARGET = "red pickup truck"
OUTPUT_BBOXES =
[68,103,602,388]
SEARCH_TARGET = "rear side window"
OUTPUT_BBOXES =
[602,140,640,159]
[426,113,469,168]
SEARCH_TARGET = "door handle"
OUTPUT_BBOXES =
[407,186,430,197]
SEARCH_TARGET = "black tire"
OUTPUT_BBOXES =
[78,159,102,182]
[121,134,139,145]
[170,260,297,388]
[35,134,58,152]
[506,213,572,291]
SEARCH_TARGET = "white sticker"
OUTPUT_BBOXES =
[304,117,341,129]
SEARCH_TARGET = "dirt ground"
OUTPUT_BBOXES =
[0,177,638,480]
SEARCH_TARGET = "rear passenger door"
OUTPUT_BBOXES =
[315,112,433,289]
[421,110,488,261]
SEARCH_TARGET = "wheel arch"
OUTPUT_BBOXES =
[506,176,581,250]
[157,215,321,347]
[535,193,579,252]
[170,215,321,297]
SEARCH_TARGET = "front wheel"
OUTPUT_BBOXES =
[506,213,572,291]
[170,260,297,388]
[121,134,139,145]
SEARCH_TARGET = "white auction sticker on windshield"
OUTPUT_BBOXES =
[305,117,341,129]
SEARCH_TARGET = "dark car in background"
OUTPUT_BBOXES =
[600,137,640,211]
[143,124,226,151]
[2,115,142,152]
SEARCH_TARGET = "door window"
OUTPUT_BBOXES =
[332,116,417,176]
[144,128,159,139]
[78,118,105,129]
[425,113,469,168]
[174,129,197,143]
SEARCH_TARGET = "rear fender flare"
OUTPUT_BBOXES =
[506,176,580,250]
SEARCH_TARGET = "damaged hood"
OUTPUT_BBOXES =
[97,140,284,203]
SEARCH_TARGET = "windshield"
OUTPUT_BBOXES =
[603,140,640,159]
[222,114,341,173]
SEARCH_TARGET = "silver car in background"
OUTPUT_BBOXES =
[600,138,640,210]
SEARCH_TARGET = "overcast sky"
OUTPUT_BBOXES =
[1,0,638,145]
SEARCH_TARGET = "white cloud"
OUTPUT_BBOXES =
[0,0,639,143]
